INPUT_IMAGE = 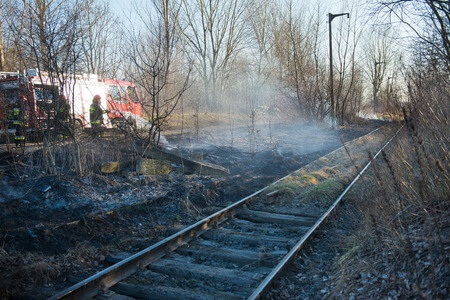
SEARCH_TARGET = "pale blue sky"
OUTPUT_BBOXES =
[107,0,371,23]
[105,0,412,63]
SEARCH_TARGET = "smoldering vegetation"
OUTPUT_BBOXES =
[166,120,385,177]
[0,0,405,138]
[169,122,343,157]
[0,0,409,180]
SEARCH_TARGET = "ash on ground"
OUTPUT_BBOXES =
[0,120,385,298]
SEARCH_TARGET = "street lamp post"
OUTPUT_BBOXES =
[328,12,349,127]
[373,61,384,115]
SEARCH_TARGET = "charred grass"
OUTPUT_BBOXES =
[0,120,388,298]
[0,241,105,298]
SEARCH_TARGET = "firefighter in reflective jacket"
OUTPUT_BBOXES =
[13,105,25,146]
[90,95,103,136]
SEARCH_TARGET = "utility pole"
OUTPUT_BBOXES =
[328,12,349,127]
[373,61,384,115]
[387,76,392,95]
[0,2,5,71]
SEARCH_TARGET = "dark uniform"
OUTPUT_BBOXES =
[13,106,25,146]
[55,97,70,134]
[90,95,103,136]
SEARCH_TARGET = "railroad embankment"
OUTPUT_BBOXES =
[266,113,448,298]
[255,124,397,216]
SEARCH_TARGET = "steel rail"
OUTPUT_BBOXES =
[50,159,300,299]
[248,123,405,300]
[50,123,393,300]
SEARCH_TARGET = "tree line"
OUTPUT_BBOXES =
[0,0,447,129]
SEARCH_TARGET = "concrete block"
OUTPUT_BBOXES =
[101,161,120,174]
[137,159,172,175]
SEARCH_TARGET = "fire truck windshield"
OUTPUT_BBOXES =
[108,85,122,103]
[127,86,139,103]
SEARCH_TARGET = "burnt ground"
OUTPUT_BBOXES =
[165,121,383,200]
[0,119,386,298]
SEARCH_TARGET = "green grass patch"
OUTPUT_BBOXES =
[300,174,319,185]
[309,166,338,180]
[268,173,320,197]
[267,168,344,201]
[299,178,344,204]
[267,180,303,197]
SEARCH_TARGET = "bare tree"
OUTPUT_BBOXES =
[246,0,275,92]
[179,0,248,111]
[310,3,328,120]
[373,0,449,67]
[333,5,365,124]
[7,0,91,73]
[272,1,328,122]
[80,1,122,77]
[0,1,26,70]
[240,0,275,146]
[5,0,96,174]
[286,2,313,118]
[124,0,191,144]
[363,27,400,115]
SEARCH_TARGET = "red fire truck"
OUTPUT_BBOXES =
[0,69,146,139]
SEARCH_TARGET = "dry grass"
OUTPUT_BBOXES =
[15,131,139,179]
[331,62,449,298]
[0,249,61,297]
[0,241,106,298]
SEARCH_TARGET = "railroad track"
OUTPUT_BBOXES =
[51,124,403,300]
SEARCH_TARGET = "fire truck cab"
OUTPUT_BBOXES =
[103,78,143,128]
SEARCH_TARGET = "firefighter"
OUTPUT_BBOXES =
[90,95,104,136]
[55,95,70,134]
[13,106,25,147]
